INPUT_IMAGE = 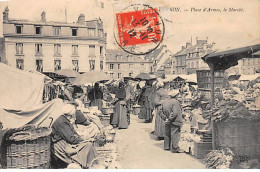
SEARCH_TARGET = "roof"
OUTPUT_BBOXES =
[5,18,103,29]
[175,40,208,56]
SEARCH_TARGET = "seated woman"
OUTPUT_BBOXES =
[73,93,104,133]
[51,104,98,169]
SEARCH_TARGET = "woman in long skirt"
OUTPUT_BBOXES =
[111,81,128,129]
[154,81,170,138]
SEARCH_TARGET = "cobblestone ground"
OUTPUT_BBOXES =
[115,114,205,169]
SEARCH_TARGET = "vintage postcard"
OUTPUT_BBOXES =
[0,0,259,170]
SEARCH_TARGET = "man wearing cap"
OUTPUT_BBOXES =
[161,90,184,153]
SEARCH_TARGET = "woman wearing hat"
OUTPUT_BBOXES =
[51,104,98,168]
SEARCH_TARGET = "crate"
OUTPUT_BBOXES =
[194,141,212,159]
[214,118,260,160]
[5,125,51,169]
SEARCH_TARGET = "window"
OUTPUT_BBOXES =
[72,28,77,36]
[98,29,103,37]
[72,45,78,55]
[89,45,95,56]
[53,27,61,36]
[129,64,133,69]
[196,61,199,68]
[16,43,23,54]
[196,52,199,57]
[118,73,121,79]
[110,73,114,78]
[89,60,95,71]
[100,46,103,57]
[109,64,114,70]
[72,60,79,72]
[16,25,22,34]
[118,64,120,69]
[36,60,43,72]
[54,44,61,55]
[129,72,133,77]
[16,59,24,70]
[54,60,61,71]
[187,62,190,68]
[35,44,42,55]
[100,61,103,70]
[88,28,95,37]
[191,62,194,68]
[35,26,42,34]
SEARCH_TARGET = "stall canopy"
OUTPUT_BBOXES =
[0,63,45,110]
[202,44,260,71]
[239,74,260,81]
[164,74,197,83]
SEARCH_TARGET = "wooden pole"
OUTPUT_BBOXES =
[209,62,216,150]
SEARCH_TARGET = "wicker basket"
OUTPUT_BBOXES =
[214,118,260,161]
[99,115,111,127]
[5,126,51,169]
[102,107,114,114]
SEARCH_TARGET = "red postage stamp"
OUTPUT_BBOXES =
[116,8,162,47]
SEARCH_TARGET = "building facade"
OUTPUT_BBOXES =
[2,7,106,73]
[105,49,152,79]
[175,37,215,74]
[144,45,175,75]
[239,57,260,75]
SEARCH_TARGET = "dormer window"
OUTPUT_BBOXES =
[16,25,22,34]
[35,26,42,34]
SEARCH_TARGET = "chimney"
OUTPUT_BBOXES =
[77,14,85,25]
[186,42,191,48]
[182,46,185,50]
[41,11,46,22]
[3,6,9,21]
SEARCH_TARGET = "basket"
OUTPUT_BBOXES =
[5,125,51,169]
[101,107,114,114]
[214,118,260,161]
[133,105,141,115]
[99,115,111,127]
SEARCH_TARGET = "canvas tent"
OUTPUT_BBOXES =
[0,63,63,129]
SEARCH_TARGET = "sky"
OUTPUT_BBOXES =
[0,0,259,54]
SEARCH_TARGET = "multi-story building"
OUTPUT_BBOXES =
[239,57,260,74]
[105,49,152,79]
[144,45,174,76]
[175,37,215,74]
[2,7,106,73]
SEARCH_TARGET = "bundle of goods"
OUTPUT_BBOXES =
[4,125,51,169]
[93,134,107,147]
[90,143,120,169]
[205,148,234,169]
[212,99,260,122]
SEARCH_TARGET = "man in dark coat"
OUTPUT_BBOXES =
[161,90,184,153]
